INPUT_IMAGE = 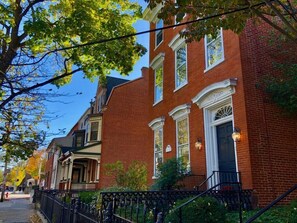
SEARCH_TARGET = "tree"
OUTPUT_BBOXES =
[0,0,146,110]
[25,149,45,184]
[6,164,26,189]
[146,0,297,42]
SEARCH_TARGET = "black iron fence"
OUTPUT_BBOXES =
[35,190,101,223]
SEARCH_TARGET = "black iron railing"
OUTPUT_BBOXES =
[37,190,101,223]
[197,171,241,190]
[246,184,297,223]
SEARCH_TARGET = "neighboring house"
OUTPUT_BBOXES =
[99,68,150,188]
[49,76,128,190]
[45,136,72,189]
[143,6,297,206]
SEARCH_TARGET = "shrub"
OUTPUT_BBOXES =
[78,191,98,203]
[151,157,187,190]
[165,196,227,223]
[104,161,148,190]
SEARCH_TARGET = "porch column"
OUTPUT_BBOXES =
[68,158,74,190]
[96,160,100,181]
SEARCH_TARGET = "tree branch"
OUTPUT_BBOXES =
[0,68,81,110]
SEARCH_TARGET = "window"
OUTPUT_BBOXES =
[175,45,187,89]
[205,29,224,70]
[90,122,99,141]
[154,127,163,177]
[155,20,163,47]
[176,117,190,171]
[154,66,163,103]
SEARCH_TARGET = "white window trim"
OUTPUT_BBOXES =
[148,116,165,130]
[168,33,185,51]
[169,103,191,121]
[148,116,165,179]
[155,19,164,49]
[174,44,188,90]
[204,28,225,73]
[150,53,165,70]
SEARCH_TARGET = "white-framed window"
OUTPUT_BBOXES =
[205,28,224,70]
[175,44,187,89]
[154,126,163,177]
[155,19,163,47]
[169,103,191,172]
[176,116,190,171]
[154,65,163,103]
[90,122,99,141]
[148,116,165,178]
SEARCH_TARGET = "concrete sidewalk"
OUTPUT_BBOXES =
[0,193,37,223]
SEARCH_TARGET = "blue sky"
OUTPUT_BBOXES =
[43,1,150,142]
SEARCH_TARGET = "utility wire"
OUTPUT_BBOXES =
[16,1,268,67]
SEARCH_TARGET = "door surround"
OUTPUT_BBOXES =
[192,78,238,184]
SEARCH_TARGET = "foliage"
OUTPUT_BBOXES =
[6,164,26,187]
[0,0,146,160]
[78,191,98,204]
[0,0,146,108]
[151,157,186,190]
[226,200,297,223]
[104,161,148,190]
[263,63,297,114]
[25,150,45,180]
[146,0,297,42]
[165,196,227,223]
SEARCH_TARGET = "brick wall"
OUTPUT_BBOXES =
[147,21,254,189]
[99,68,151,188]
[239,21,297,206]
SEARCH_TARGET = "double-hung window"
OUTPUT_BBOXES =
[205,29,224,70]
[154,66,163,103]
[154,127,163,177]
[155,20,163,47]
[175,45,187,89]
[90,122,99,141]
[176,117,190,171]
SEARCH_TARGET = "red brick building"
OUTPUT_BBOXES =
[99,68,151,188]
[142,6,297,206]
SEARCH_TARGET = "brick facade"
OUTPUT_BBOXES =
[144,11,297,206]
[99,68,151,188]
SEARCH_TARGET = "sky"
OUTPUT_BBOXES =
[43,1,150,143]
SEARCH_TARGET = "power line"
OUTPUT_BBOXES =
[15,1,267,67]
[62,1,267,49]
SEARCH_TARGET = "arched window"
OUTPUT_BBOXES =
[214,105,232,121]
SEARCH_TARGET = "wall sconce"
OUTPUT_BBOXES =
[232,127,241,142]
[195,138,202,150]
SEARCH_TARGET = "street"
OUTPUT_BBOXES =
[0,193,38,223]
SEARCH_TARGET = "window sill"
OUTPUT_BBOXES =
[154,40,163,51]
[153,99,163,107]
[204,58,225,73]
[173,82,188,92]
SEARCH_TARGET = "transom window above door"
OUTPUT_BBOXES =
[214,105,233,121]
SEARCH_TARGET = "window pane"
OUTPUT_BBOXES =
[177,118,188,145]
[154,66,163,103]
[154,128,163,176]
[177,63,186,87]
[90,122,98,141]
[156,20,163,46]
[176,46,187,88]
[177,117,190,171]
[206,30,223,67]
